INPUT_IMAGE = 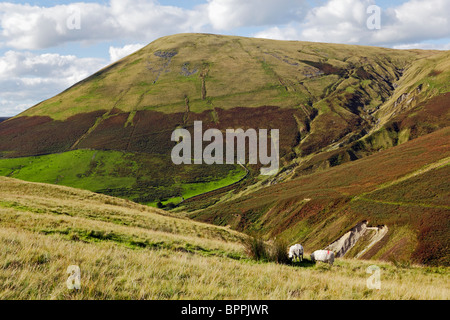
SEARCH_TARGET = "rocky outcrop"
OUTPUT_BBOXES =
[325,221,388,258]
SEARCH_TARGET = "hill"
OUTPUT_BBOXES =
[0,176,448,299]
[1,34,447,165]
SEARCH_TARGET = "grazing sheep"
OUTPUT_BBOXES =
[311,250,335,265]
[288,244,304,262]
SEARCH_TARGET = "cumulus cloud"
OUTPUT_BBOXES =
[254,0,450,46]
[393,42,450,50]
[0,0,311,49]
[0,50,106,116]
[3,0,448,50]
[109,43,145,62]
[0,0,208,50]
[206,0,307,30]
[254,25,302,41]
[0,2,109,49]
[372,0,450,45]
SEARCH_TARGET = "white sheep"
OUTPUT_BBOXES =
[288,244,304,262]
[311,250,335,265]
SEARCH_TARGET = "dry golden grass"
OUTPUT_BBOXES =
[0,177,448,299]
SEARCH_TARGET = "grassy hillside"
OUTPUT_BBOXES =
[191,127,450,266]
[17,34,425,120]
[0,149,246,208]
[0,176,448,299]
[1,34,443,163]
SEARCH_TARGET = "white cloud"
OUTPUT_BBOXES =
[4,0,447,50]
[372,0,450,45]
[1,0,449,50]
[0,99,33,118]
[206,0,307,30]
[393,42,450,50]
[0,0,311,49]
[0,2,110,49]
[300,0,372,43]
[254,25,301,41]
[0,50,106,116]
[254,0,450,46]
[109,43,145,62]
[0,0,209,50]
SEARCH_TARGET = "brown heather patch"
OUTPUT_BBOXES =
[355,67,372,80]
[213,106,307,158]
[380,237,412,262]
[77,112,134,151]
[268,198,327,237]
[413,209,450,266]
[399,92,450,139]
[428,69,443,77]
[0,111,105,158]
[299,60,345,76]
[123,110,185,155]
[0,106,305,160]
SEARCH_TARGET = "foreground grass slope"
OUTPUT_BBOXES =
[0,149,245,207]
[0,177,448,299]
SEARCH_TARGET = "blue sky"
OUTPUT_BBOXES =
[0,0,449,117]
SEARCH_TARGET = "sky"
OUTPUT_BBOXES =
[0,0,449,117]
